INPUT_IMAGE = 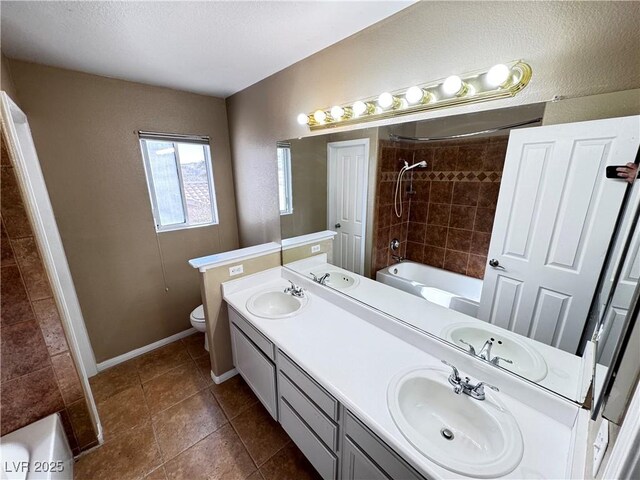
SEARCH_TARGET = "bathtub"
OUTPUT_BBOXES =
[0,414,73,480]
[376,261,482,317]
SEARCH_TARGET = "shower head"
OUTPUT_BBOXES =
[405,160,427,170]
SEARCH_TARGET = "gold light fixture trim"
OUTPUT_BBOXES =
[298,61,532,131]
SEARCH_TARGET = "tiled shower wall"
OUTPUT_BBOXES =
[373,136,507,279]
[0,135,98,453]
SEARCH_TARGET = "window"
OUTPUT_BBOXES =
[139,133,218,232]
[277,143,293,215]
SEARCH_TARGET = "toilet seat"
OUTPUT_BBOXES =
[190,305,205,323]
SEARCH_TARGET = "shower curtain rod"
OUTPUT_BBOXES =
[388,117,543,143]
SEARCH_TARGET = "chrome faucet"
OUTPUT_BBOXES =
[459,338,513,367]
[284,280,305,298]
[310,272,331,285]
[391,254,405,263]
[441,360,499,401]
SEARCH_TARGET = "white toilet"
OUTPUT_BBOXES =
[189,304,209,351]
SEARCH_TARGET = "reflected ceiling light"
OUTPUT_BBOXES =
[297,61,532,130]
[313,110,327,123]
[486,64,511,87]
[442,75,466,96]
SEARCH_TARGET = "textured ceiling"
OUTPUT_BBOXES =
[0,1,415,97]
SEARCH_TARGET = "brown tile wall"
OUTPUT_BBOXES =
[372,136,507,279]
[0,135,98,453]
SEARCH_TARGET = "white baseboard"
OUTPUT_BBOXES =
[96,327,197,373]
[211,368,238,384]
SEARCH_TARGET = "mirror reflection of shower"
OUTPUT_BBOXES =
[394,159,427,217]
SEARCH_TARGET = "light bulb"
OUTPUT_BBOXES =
[352,101,367,117]
[442,75,464,96]
[486,64,511,87]
[378,92,395,109]
[330,106,344,120]
[313,110,326,123]
[296,113,309,125]
[405,86,425,105]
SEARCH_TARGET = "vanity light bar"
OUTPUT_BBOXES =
[297,61,532,131]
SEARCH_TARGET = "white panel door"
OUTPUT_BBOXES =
[478,116,640,354]
[328,140,369,275]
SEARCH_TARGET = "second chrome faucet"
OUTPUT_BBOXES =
[441,360,499,401]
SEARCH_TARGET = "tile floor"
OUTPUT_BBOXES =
[75,333,320,480]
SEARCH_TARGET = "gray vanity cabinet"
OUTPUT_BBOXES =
[276,350,340,479]
[228,308,427,480]
[228,307,278,420]
[342,411,426,480]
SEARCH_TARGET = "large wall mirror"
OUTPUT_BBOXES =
[277,98,640,404]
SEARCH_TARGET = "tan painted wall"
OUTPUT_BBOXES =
[7,60,239,362]
[226,1,640,248]
[281,136,328,239]
[0,54,19,102]
[281,239,333,265]
[542,89,640,125]
[199,252,281,376]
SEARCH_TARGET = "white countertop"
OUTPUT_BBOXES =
[222,267,585,480]
[286,256,588,402]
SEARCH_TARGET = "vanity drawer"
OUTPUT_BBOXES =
[230,323,278,420]
[229,307,275,360]
[344,411,424,480]
[279,397,338,479]
[276,350,338,420]
[278,371,338,451]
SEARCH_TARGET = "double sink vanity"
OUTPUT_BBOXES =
[222,266,587,479]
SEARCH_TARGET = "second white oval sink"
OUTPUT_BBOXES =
[440,322,548,382]
[246,289,308,319]
[388,367,523,478]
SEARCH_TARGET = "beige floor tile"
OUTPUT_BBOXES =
[152,390,227,461]
[136,342,191,383]
[246,471,264,480]
[73,423,161,480]
[163,424,256,480]
[142,361,208,414]
[231,402,289,466]
[89,360,140,403]
[97,384,150,442]
[210,375,258,419]
[259,443,320,480]
[181,333,208,360]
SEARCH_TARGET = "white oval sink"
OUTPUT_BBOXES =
[440,322,548,382]
[246,289,308,319]
[311,270,359,290]
[388,367,523,478]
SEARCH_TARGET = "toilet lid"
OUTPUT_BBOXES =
[191,305,205,322]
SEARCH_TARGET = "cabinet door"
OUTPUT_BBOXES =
[230,323,277,419]
[342,437,389,480]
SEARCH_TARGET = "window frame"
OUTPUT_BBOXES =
[277,144,294,216]
[139,134,219,233]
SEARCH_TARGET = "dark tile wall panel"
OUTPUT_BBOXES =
[372,136,507,279]
[0,134,97,453]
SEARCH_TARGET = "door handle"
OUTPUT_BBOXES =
[334,223,341,228]
[488,259,506,270]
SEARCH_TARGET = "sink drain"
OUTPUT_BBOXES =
[440,428,454,441]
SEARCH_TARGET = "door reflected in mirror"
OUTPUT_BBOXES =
[278,102,640,403]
